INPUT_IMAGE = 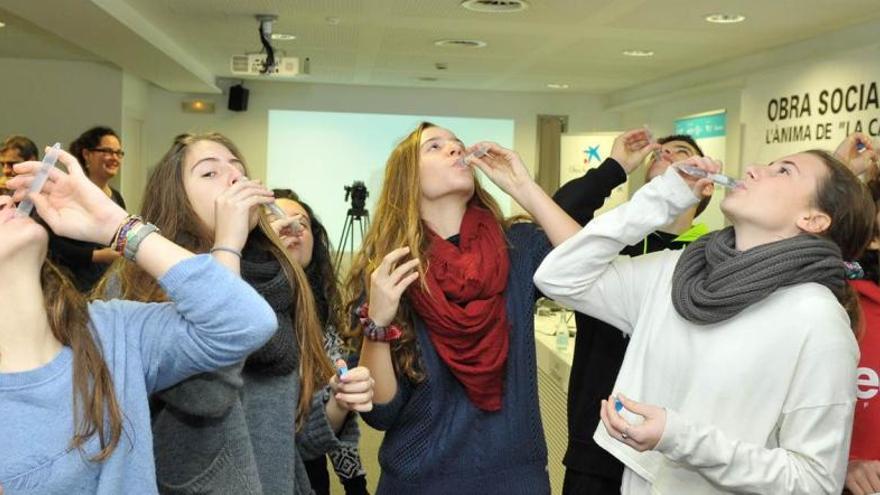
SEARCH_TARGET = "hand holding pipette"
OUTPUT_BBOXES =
[834,132,878,177]
[462,141,535,196]
[669,156,723,200]
[610,128,661,174]
[329,364,374,413]
[6,147,128,244]
[212,176,275,257]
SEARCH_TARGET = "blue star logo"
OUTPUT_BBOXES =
[585,145,601,163]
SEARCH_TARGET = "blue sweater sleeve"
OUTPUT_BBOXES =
[360,373,414,431]
[88,255,277,393]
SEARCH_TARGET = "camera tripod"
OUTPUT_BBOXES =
[334,206,370,277]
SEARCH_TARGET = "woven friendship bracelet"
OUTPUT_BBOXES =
[108,215,160,261]
[111,215,142,252]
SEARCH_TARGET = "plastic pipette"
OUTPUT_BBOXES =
[456,146,490,167]
[238,175,301,233]
[263,202,302,234]
[15,143,62,218]
[264,202,286,219]
[677,165,741,189]
[643,126,662,163]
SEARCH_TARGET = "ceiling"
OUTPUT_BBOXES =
[2,0,880,94]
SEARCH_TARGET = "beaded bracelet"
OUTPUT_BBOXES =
[355,302,402,342]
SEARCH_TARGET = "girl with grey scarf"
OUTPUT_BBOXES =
[95,133,375,494]
[535,149,875,494]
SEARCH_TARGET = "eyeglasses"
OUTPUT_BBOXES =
[90,147,125,158]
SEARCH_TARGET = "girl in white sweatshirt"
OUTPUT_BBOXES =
[534,150,875,494]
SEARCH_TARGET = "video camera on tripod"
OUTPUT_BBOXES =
[335,180,371,274]
[344,180,369,217]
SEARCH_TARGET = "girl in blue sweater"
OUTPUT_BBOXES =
[97,133,374,494]
[0,148,277,494]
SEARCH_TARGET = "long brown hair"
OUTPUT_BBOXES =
[43,260,123,460]
[94,132,332,426]
[342,122,508,382]
[807,149,876,334]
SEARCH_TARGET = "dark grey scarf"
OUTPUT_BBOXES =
[241,243,298,375]
[671,227,845,324]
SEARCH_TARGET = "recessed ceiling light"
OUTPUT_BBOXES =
[547,83,569,89]
[0,21,5,28]
[434,39,488,48]
[705,13,745,24]
[622,50,654,57]
[461,0,529,13]
[271,33,296,41]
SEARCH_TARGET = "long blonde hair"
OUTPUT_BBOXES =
[342,122,507,381]
[94,132,333,426]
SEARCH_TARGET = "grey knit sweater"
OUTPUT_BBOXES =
[152,357,359,494]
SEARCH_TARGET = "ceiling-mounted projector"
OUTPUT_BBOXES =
[230,54,301,77]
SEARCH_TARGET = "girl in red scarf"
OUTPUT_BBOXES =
[343,122,594,494]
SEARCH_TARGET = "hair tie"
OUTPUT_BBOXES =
[844,261,865,280]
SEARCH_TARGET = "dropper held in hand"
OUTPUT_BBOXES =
[260,193,302,234]
[456,145,490,167]
[15,143,62,218]
[677,164,741,189]
[642,126,662,163]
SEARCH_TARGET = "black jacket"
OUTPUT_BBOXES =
[47,187,126,292]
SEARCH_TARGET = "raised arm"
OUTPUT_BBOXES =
[10,148,277,392]
[533,158,716,332]
[553,128,658,226]
[466,141,579,246]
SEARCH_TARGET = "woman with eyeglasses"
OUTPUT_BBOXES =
[0,135,39,195]
[47,126,128,292]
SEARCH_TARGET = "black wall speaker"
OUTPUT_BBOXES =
[228,84,249,112]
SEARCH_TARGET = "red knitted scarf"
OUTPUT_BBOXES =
[408,203,510,411]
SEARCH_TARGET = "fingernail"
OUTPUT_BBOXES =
[336,358,348,378]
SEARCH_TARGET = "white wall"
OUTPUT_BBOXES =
[604,20,880,232]
[140,81,614,191]
[740,43,880,164]
[0,58,122,155]
[121,72,151,211]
